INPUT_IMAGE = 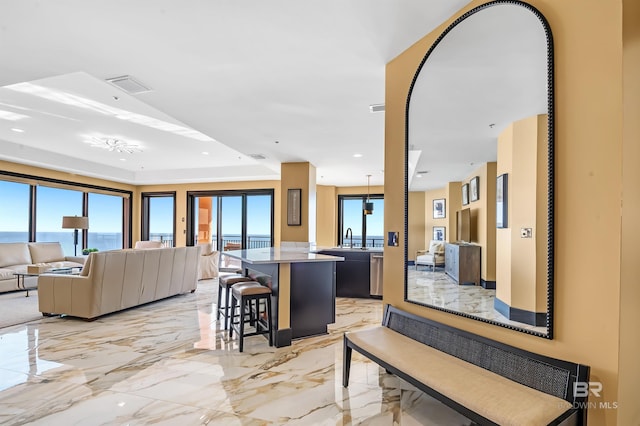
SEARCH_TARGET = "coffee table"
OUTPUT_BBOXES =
[14,267,82,297]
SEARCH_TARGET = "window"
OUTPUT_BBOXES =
[338,194,384,248]
[0,181,31,242]
[36,186,83,256]
[87,193,123,251]
[142,192,175,247]
[0,172,132,251]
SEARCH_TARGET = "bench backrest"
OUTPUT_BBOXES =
[383,305,590,405]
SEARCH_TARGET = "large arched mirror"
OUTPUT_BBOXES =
[405,1,554,338]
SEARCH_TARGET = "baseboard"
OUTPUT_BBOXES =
[481,279,496,289]
[494,297,546,326]
[274,328,292,347]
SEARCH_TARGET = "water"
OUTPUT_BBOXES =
[0,232,385,256]
[0,232,123,256]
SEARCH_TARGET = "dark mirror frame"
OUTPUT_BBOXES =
[403,0,555,338]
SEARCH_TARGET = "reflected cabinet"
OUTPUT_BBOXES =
[444,243,480,286]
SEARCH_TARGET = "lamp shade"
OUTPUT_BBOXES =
[62,216,89,230]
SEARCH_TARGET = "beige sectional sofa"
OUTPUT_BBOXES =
[0,242,86,293]
[38,246,200,320]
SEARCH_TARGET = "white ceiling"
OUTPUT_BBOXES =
[0,0,471,187]
[408,4,548,192]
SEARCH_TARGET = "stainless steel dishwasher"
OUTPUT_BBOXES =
[370,253,384,297]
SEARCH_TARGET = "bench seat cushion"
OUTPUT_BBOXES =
[347,327,572,426]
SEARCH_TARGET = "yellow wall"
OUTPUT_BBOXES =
[408,191,426,260]
[495,115,547,312]
[618,0,640,423]
[384,1,631,424]
[425,188,447,244]
[496,122,514,303]
[280,162,315,243]
[316,185,337,246]
[461,163,496,282]
[445,181,462,239]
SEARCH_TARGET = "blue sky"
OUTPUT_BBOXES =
[1,181,382,237]
[1,181,123,232]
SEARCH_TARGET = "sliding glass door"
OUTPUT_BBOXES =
[187,190,274,258]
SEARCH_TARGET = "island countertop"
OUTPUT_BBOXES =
[223,247,344,264]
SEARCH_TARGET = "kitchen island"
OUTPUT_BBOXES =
[223,247,344,347]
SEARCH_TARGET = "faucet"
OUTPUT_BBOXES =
[345,227,353,249]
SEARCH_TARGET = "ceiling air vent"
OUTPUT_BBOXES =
[106,75,152,94]
[248,153,267,160]
[369,103,385,113]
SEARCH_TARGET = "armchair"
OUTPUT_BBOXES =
[416,240,445,271]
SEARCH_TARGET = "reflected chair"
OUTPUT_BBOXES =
[415,240,445,271]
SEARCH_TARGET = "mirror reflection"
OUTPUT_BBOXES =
[405,2,553,337]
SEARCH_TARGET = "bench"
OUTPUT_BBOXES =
[343,305,590,426]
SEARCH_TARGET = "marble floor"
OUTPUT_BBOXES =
[407,267,547,335]
[0,279,474,425]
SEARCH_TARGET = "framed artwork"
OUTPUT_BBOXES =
[287,188,302,226]
[433,198,446,219]
[470,176,479,202]
[496,174,508,228]
[433,226,446,241]
[462,183,469,206]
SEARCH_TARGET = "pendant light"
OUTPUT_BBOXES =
[364,175,374,215]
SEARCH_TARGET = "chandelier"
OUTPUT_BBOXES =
[87,137,142,154]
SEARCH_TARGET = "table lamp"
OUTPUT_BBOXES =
[62,216,89,256]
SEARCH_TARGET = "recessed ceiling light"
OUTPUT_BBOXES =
[119,158,126,162]
[353,153,363,158]
[10,128,24,133]
[202,151,209,155]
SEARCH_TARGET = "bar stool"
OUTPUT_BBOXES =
[217,274,255,329]
[229,282,273,352]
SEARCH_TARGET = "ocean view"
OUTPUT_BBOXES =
[0,232,384,256]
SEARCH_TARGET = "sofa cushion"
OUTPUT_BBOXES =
[428,240,443,254]
[134,240,164,249]
[29,242,65,263]
[79,252,93,276]
[0,243,31,268]
[0,268,16,281]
